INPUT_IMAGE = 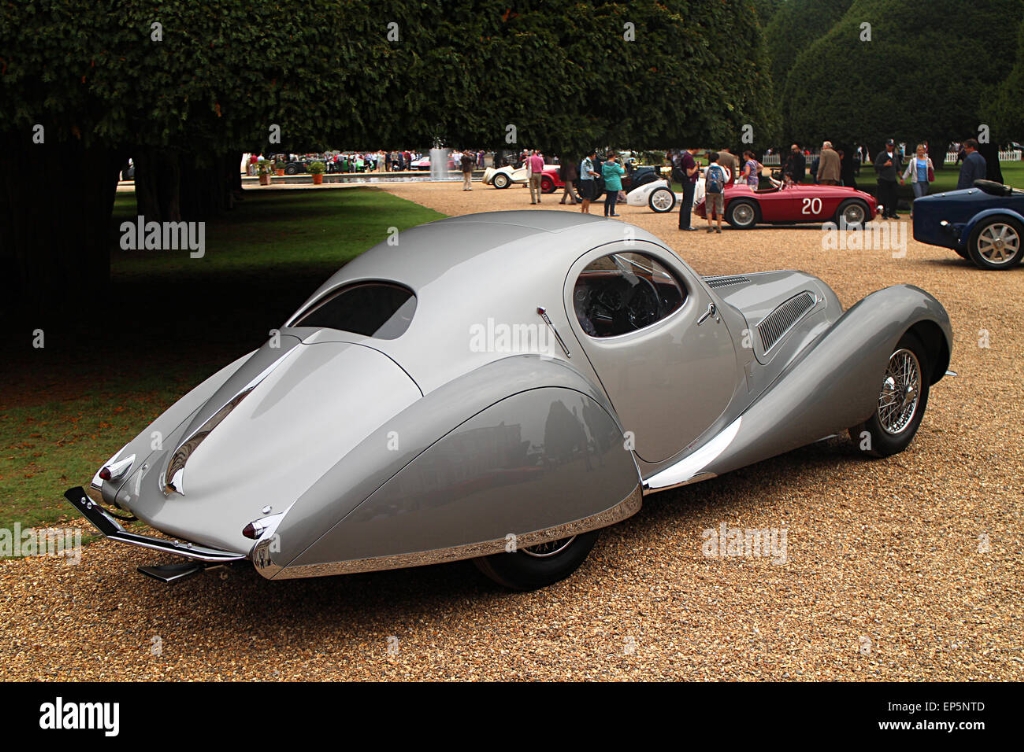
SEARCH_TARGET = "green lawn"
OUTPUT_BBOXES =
[851,159,1024,194]
[0,187,444,535]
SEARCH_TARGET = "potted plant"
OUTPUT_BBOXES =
[274,159,286,176]
[307,160,326,185]
[257,161,273,185]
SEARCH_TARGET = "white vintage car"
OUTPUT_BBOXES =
[626,165,733,213]
[482,163,560,190]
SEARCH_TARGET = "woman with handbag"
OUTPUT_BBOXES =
[901,143,935,207]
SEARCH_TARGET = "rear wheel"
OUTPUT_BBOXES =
[648,187,676,213]
[541,176,555,193]
[849,332,929,458]
[492,172,511,189]
[726,199,759,229]
[473,531,600,591]
[967,216,1022,270]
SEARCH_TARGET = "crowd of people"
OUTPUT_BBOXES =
[246,149,492,175]
[247,137,1010,227]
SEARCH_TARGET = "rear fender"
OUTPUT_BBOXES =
[961,208,1024,247]
[257,356,641,579]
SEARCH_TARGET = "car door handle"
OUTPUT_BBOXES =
[697,302,717,326]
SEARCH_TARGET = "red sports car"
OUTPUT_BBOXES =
[695,180,879,229]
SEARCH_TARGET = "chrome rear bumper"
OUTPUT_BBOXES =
[64,486,246,564]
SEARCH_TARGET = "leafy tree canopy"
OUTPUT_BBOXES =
[782,0,1024,151]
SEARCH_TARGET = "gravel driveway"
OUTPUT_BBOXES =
[2,182,1021,681]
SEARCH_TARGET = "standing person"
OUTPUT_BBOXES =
[578,150,600,214]
[837,142,857,189]
[977,140,1005,184]
[874,139,902,218]
[527,149,545,204]
[901,143,934,209]
[703,152,726,233]
[740,150,761,188]
[602,152,625,217]
[783,144,806,185]
[957,138,988,189]
[717,147,739,185]
[675,147,701,231]
[460,149,475,190]
[559,157,578,205]
[817,141,841,185]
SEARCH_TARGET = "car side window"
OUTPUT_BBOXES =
[573,253,686,337]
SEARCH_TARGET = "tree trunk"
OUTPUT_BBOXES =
[2,131,123,321]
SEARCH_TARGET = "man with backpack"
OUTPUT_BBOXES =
[704,152,726,233]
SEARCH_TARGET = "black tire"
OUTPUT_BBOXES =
[835,199,869,227]
[284,164,298,175]
[473,531,600,591]
[849,332,930,458]
[492,172,511,189]
[966,216,1023,270]
[648,187,676,213]
[953,246,969,259]
[726,199,759,229]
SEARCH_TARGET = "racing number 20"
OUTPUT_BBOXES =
[802,197,822,215]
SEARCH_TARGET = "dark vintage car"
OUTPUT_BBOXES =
[695,180,879,229]
[912,180,1023,270]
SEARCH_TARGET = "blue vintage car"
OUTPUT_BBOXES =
[912,180,1024,270]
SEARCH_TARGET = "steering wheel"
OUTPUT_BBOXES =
[625,277,662,330]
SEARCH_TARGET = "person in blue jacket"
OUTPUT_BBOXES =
[601,152,625,217]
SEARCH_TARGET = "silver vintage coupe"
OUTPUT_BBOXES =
[66,211,952,590]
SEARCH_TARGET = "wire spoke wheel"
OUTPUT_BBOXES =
[877,348,921,435]
[521,536,577,558]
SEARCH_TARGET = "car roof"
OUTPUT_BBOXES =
[308,211,669,295]
[289,211,680,392]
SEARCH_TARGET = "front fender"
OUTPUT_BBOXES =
[257,356,641,579]
[652,285,951,487]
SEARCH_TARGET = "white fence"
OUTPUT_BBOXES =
[944,150,1021,163]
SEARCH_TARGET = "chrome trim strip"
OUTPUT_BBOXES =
[164,350,295,495]
[257,485,643,580]
[643,417,742,492]
[64,487,246,563]
[537,306,571,358]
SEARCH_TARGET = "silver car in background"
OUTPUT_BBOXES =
[67,211,952,590]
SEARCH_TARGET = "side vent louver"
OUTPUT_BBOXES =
[704,275,751,289]
[757,292,817,353]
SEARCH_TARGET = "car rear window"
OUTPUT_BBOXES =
[292,282,416,339]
